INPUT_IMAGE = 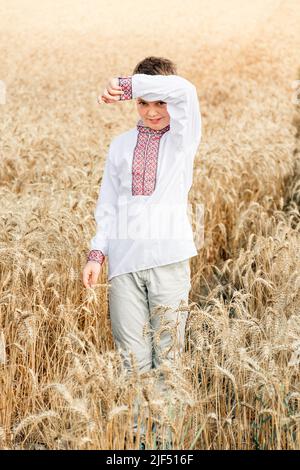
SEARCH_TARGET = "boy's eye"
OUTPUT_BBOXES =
[138,101,166,106]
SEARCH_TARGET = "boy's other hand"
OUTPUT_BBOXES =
[97,77,124,104]
[83,261,102,288]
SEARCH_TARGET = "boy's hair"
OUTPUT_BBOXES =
[133,56,177,75]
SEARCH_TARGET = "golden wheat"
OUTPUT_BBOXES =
[0,0,300,450]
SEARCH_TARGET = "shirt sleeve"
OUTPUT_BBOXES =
[118,74,201,154]
[89,141,119,255]
[87,249,106,265]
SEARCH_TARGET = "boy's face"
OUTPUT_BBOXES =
[136,98,170,130]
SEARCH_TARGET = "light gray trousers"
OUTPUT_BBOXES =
[108,258,191,372]
[108,258,191,436]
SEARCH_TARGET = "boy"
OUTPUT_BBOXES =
[82,56,201,444]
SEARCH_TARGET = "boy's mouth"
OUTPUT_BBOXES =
[148,118,162,124]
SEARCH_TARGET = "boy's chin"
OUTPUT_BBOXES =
[145,119,168,129]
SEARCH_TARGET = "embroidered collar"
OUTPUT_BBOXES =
[136,118,170,136]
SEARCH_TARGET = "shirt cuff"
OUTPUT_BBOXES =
[87,250,105,265]
[118,76,132,100]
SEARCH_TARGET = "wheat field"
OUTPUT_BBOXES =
[0,0,300,450]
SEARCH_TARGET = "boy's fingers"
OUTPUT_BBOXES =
[108,88,123,96]
[98,94,110,104]
[97,90,123,106]
[103,87,124,100]
[90,270,99,288]
[101,96,120,104]
[83,272,88,288]
[102,91,117,102]
[83,268,92,288]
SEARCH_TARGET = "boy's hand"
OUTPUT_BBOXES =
[97,77,124,104]
[83,261,102,288]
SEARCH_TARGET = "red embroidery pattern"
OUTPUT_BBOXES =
[118,77,132,100]
[133,119,170,195]
[87,249,105,265]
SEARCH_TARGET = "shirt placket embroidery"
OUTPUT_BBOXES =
[142,134,151,194]
[132,120,170,196]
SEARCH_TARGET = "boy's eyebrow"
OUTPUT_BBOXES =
[137,98,166,103]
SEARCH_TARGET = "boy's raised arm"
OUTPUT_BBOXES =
[118,74,201,154]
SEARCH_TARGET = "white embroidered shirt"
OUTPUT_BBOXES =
[88,74,202,281]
